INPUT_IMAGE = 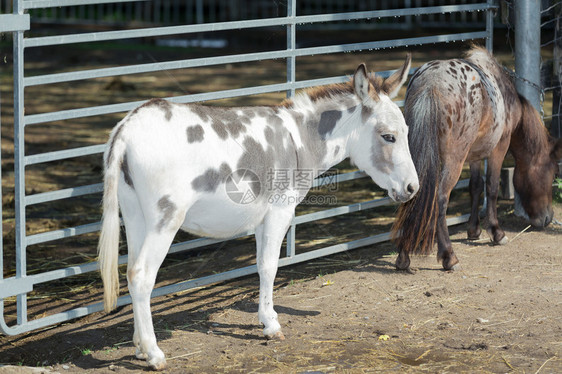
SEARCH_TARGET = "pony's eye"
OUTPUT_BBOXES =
[382,134,396,143]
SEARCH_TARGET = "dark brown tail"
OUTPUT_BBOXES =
[391,86,441,255]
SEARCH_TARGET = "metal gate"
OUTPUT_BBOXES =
[0,1,496,336]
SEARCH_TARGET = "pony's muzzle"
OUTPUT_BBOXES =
[529,208,553,228]
[392,181,419,202]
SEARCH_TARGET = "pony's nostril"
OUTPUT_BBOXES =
[407,183,415,194]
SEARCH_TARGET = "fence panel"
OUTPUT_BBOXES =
[1,1,496,335]
[1,0,490,27]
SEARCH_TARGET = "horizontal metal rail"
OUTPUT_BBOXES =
[0,14,30,33]
[24,144,106,166]
[25,183,103,206]
[25,49,294,87]
[24,4,493,48]
[26,222,101,246]
[23,0,147,10]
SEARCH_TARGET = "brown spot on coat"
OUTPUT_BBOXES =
[361,105,373,123]
[191,163,232,192]
[157,195,177,232]
[141,98,173,121]
[318,110,343,139]
[211,120,228,140]
[186,125,205,143]
[121,153,134,189]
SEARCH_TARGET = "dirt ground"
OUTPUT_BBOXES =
[1,202,561,373]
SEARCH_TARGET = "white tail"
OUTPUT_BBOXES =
[97,121,127,312]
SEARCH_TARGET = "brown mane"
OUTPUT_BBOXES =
[512,95,551,157]
[463,43,490,59]
[280,81,353,108]
[280,74,385,108]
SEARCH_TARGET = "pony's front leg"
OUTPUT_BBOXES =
[395,248,412,272]
[254,207,294,340]
[467,161,484,240]
[485,148,509,245]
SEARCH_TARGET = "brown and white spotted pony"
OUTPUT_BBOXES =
[98,57,418,370]
[392,46,562,272]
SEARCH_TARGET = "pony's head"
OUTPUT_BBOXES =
[348,56,419,202]
[512,98,562,227]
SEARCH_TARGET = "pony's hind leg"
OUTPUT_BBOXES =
[118,187,148,360]
[255,207,294,340]
[467,161,484,240]
[127,198,188,370]
[435,161,466,270]
[128,231,173,370]
[435,193,460,270]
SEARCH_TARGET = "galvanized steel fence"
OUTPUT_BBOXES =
[0,1,496,336]
[1,0,491,28]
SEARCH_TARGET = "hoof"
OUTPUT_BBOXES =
[148,359,167,371]
[497,236,508,245]
[467,232,484,241]
[450,264,462,272]
[265,331,285,340]
[147,349,167,371]
[135,349,148,360]
[396,266,416,274]
[487,229,508,245]
[395,256,411,272]
[441,254,459,271]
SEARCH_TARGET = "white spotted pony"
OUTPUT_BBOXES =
[98,56,418,370]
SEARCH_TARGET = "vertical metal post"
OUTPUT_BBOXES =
[551,3,562,138]
[13,0,27,325]
[404,0,412,30]
[485,0,494,52]
[285,0,297,255]
[482,0,496,215]
[196,0,203,24]
[0,11,29,334]
[286,225,296,258]
[0,28,3,302]
[286,0,296,98]
[514,0,541,111]
[514,0,541,217]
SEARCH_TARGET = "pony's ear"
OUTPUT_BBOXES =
[382,53,412,99]
[552,137,562,161]
[354,63,378,102]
